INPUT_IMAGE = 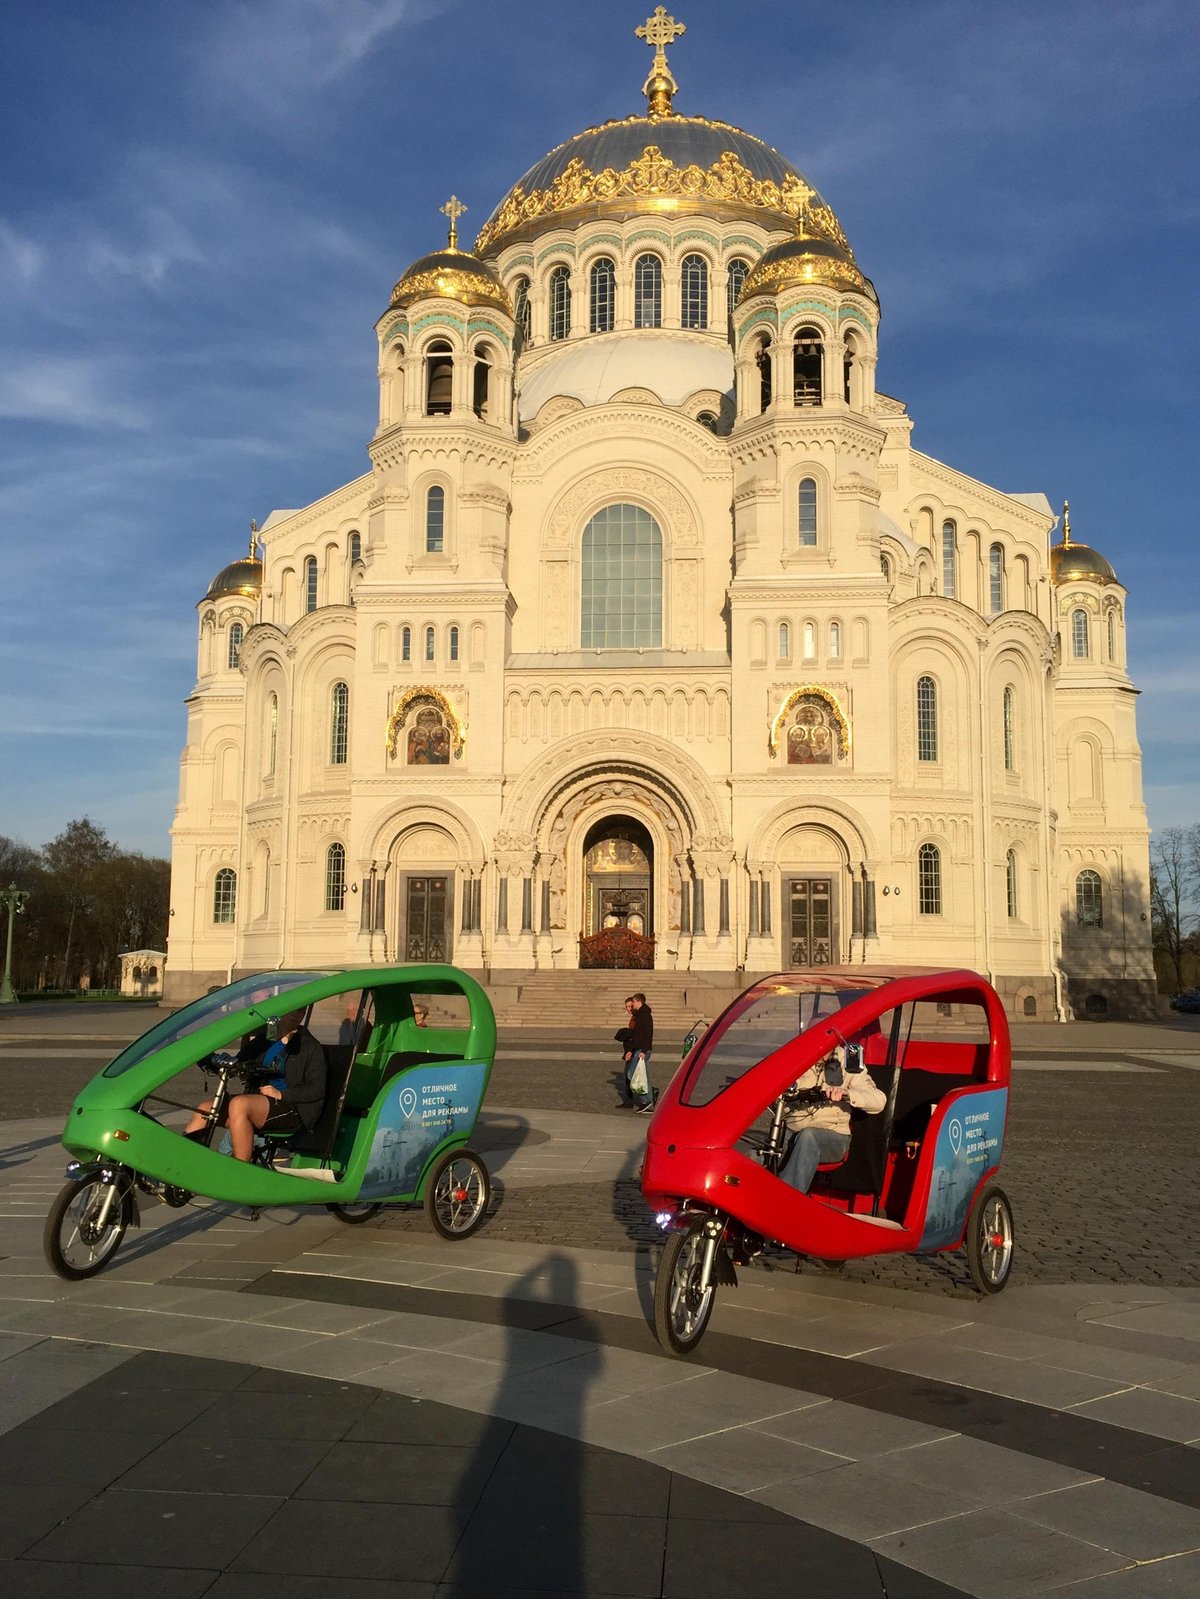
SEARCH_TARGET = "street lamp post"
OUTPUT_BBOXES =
[0,883,31,1006]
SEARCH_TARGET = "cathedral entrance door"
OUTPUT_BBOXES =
[402,874,450,962]
[786,876,836,966]
[582,819,653,937]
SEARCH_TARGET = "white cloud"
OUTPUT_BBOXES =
[0,220,42,283]
[0,358,147,429]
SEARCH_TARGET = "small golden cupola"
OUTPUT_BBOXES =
[389,197,512,314]
[205,526,263,600]
[1050,501,1118,586]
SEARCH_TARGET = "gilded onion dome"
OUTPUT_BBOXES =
[206,530,262,600]
[1050,501,1117,586]
[389,246,512,314]
[739,232,874,302]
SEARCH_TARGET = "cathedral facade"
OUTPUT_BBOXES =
[166,18,1154,1019]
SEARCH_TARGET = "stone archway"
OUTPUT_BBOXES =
[582,816,654,937]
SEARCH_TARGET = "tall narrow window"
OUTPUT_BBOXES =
[917,676,938,762]
[589,257,615,332]
[798,477,817,545]
[793,326,823,405]
[941,521,957,598]
[802,621,816,659]
[471,344,490,418]
[989,543,1005,614]
[348,531,361,565]
[304,556,318,613]
[424,626,435,662]
[1071,608,1090,659]
[829,621,842,659]
[918,843,942,915]
[1003,686,1015,771]
[1106,609,1117,661]
[680,254,708,328]
[227,622,243,669]
[633,254,662,328]
[213,868,237,925]
[1005,848,1018,919]
[448,625,459,663]
[425,486,445,554]
[778,622,790,659]
[330,681,349,765]
[726,258,748,319]
[880,554,891,582]
[756,338,772,410]
[580,503,662,648]
[1076,869,1103,928]
[513,276,531,343]
[267,693,278,775]
[549,266,571,341]
[324,843,346,912]
[424,341,453,414]
[843,335,857,404]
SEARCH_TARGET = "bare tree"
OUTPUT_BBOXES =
[1150,826,1198,992]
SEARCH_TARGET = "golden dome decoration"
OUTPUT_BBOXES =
[206,524,263,600]
[1050,500,1117,587]
[739,231,873,302]
[390,196,513,314]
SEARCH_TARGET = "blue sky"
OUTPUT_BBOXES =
[1,0,1196,857]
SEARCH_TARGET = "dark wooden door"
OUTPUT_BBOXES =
[404,875,449,962]
[787,877,835,966]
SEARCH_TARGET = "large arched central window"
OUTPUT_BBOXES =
[580,504,663,648]
[633,254,662,328]
[589,257,615,332]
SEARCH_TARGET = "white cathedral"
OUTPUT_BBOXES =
[166,12,1155,1020]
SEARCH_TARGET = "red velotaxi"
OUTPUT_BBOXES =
[642,968,1014,1355]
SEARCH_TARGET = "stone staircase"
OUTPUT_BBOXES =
[482,969,743,1035]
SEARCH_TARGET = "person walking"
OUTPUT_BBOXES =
[628,991,655,1113]
[614,997,636,1107]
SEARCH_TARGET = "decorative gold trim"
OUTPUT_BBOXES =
[768,685,851,760]
[741,245,865,299]
[385,687,466,760]
[390,255,513,314]
[475,144,821,255]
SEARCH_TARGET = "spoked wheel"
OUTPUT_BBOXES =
[326,1202,383,1225]
[654,1216,719,1356]
[966,1184,1015,1294]
[44,1173,131,1280]
[424,1149,490,1240]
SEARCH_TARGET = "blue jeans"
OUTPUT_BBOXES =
[626,1050,653,1106]
[779,1127,850,1193]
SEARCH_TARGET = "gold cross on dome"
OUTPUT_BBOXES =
[637,6,686,63]
[440,195,467,249]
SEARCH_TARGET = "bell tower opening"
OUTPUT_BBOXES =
[582,817,653,937]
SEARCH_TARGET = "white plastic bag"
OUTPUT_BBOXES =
[629,1055,650,1099]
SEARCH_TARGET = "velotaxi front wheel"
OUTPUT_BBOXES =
[654,1218,718,1356]
[44,1173,130,1280]
[424,1149,490,1240]
[326,1202,383,1225]
[966,1184,1015,1294]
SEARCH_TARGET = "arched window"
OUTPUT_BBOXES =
[227,622,243,669]
[829,621,842,659]
[1071,608,1090,659]
[918,844,942,915]
[424,625,435,662]
[448,625,459,663]
[793,326,823,405]
[471,343,491,419]
[1006,849,1018,918]
[843,333,858,404]
[802,621,816,659]
[1106,609,1117,661]
[580,503,662,648]
[633,254,662,328]
[425,485,445,554]
[778,622,790,659]
[304,556,318,613]
[348,531,361,565]
[513,276,531,343]
[798,477,817,546]
[1002,686,1015,771]
[880,554,891,582]
[917,676,938,762]
[330,681,349,765]
[213,868,237,925]
[589,257,615,332]
[548,266,571,341]
[680,254,708,328]
[324,843,346,912]
[726,258,749,319]
[401,626,412,663]
[941,521,957,598]
[1076,869,1103,928]
[989,544,1005,615]
[267,693,278,775]
[424,340,453,415]
[756,337,772,411]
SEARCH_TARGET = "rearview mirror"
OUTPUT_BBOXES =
[844,1042,864,1074]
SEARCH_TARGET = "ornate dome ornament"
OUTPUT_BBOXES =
[474,11,851,258]
[390,196,513,314]
[738,229,873,302]
[1050,499,1118,586]
[205,522,263,600]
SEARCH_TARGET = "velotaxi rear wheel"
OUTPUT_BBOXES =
[44,1173,130,1280]
[966,1184,1015,1294]
[654,1217,718,1356]
[424,1149,490,1240]
[326,1202,383,1225]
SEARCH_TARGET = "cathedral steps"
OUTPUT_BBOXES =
[481,970,741,1035]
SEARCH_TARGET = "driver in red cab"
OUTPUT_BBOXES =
[779,1046,885,1193]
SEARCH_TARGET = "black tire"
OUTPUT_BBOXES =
[44,1173,130,1280]
[654,1217,719,1356]
[326,1202,383,1225]
[423,1148,490,1240]
[966,1184,1015,1294]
